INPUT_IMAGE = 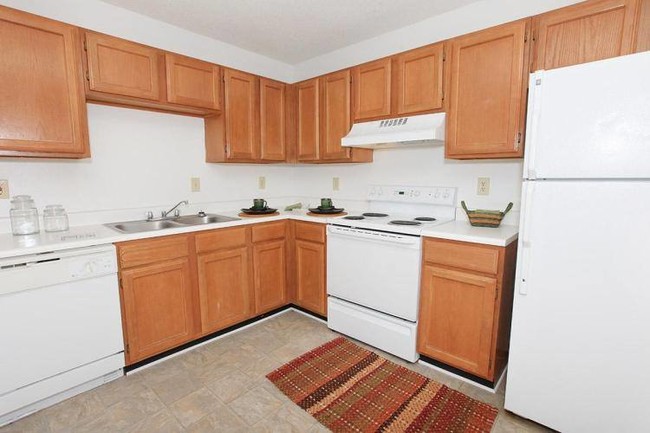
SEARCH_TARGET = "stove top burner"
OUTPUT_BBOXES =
[414,217,437,222]
[389,220,422,226]
[343,215,365,220]
[362,212,389,218]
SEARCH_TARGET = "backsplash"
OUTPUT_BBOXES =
[0,104,522,233]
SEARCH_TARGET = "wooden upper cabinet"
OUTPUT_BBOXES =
[260,78,286,161]
[352,58,392,121]
[395,43,445,115]
[224,69,259,161]
[446,20,530,159]
[320,70,352,161]
[0,6,89,157]
[85,32,161,101]
[296,78,320,161]
[165,53,221,110]
[533,0,641,71]
[418,264,498,379]
[636,0,650,52]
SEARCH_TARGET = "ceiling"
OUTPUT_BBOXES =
[100,0,481,64]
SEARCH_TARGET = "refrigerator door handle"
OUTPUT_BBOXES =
[524,72,544,180]
[518,182,535,295]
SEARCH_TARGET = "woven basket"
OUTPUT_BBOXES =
[461,201,513,228]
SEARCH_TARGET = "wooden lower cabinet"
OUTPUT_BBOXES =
[253,240,287,313]
[293,221,327,316]
[197,246,254,333]
[417,238,517,381]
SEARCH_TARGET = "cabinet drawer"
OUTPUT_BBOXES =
[294,221,325,243]
[252,221,286,243]
[423,238,500,275]
[195,226,248,254]
[118,235,189,269]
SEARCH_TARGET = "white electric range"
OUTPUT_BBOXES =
[326,185,457,362]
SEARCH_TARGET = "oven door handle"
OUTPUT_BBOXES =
[327,225,421,247]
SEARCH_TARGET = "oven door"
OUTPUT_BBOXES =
[326,225,422,321]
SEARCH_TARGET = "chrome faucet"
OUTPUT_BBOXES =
[161,200,188,218]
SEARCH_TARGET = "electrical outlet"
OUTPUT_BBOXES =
[190,177,201,192]
[332,177,340,191]
[477,177,490,196]
[258,176,266,190]
[0,180,8,199]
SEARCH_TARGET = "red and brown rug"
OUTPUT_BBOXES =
[266,337,498,432]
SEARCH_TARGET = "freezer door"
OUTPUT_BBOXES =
[505,180,650,432]
[524,51,650,180]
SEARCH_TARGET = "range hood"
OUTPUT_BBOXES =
[341,113,445,149]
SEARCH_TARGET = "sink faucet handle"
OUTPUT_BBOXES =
[198,210,207,217]
[145,211,154,220]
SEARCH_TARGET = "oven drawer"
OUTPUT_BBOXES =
[328,297,419,363]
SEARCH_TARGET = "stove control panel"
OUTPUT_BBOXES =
[367,185,457,206]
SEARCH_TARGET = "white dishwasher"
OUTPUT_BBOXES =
[0,245,124,426]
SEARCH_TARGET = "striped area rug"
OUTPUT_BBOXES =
[267,337,498,432]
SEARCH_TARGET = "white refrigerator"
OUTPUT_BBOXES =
[505,51,650,433]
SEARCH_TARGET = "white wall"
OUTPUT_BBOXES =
[0,0,294,82]
[294,0,582,80]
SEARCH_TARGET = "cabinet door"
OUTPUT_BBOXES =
[352,58,392,121]
[320,70,352,161]
[395,43,445,115]
[417,265,497,379]
[446,20,529,159]
[297,78,320,161]
[295,240,326,316]
[253,240,287,314]
[224,69,259,161]
[197,246,253,333]
[0,7,88,157]
[121,258,196,364]
[165,53,221,110]
[260,78,286,161]
[636,0,650,52]
[533,0,640,71]
[85,32,161,101]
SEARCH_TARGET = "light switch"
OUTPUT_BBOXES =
[191,177,201,192]
[258,176,266,190]
[332,177,340,191]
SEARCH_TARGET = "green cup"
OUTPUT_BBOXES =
[320,198,333,209]
[252,198,267,210]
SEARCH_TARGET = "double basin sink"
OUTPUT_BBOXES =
[105,213,240,234]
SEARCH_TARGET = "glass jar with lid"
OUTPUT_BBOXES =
[10,195,40,235]
[43,205,69,232]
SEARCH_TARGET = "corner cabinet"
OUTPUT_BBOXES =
[446,20,530,159]
[296,78,321,161]
[417,238,517,381]
[117,235,198,365]
[0,6,89,158]
[260,78,287,161]
[293,221,327,316]
[532,0,642,71]
[252,221,288,314]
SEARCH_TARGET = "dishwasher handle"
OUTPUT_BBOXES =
[327,225,421,247]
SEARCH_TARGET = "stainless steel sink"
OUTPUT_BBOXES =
[105,213,240,234]
[174,214,239,225]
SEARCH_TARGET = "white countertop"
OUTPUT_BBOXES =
[422,220,519,247]
[0,211,518,259]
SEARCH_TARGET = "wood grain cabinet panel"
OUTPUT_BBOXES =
[395,43,445,115]
[85,32,161,101]
[253,240,287,314]
[296,78,320,161]
[260,78,286,161]
[165,53,221,110]
[223,69,260,161]
[0,6,89,157]
[533,0,641,71]
[320,70,352,161]
[197,246,253,333]
[446,20,529,159]
[120,258,196,364]
[417,265,497,378]
[352,58,392,121]
[295,238,326,317]
[636,0,650,52]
